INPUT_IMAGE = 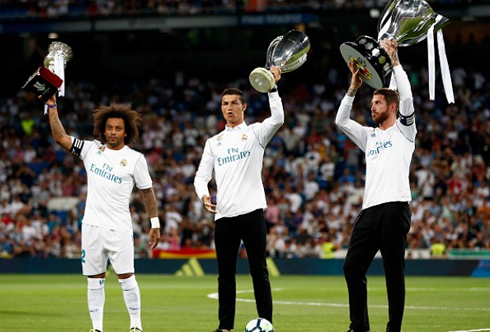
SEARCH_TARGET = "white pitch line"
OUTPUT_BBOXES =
[207,289,490,312]
[207,289,490,332]
[447,329,490,332]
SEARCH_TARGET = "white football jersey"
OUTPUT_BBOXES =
[72,138,152,233]
[335,65,416,210]
[194,92,284,220]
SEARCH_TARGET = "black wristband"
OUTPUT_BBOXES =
[269,85,278,93]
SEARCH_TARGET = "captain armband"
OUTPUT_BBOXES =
[70,138,84,157]
[399,112,415,126]
[150,217,160,229]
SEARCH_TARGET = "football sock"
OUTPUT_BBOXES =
[87,278,105,332]
[119,275,142,330]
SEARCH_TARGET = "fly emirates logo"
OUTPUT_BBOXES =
[367,141,393,157]
[89,163,123,184]
[217,147,251,166]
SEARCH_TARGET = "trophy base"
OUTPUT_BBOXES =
[22,66,63,102]
[339,35,392,90]
[249,67,275,93]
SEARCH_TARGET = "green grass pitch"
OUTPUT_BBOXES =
[0,274,488,331]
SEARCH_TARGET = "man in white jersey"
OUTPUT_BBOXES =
[194,67,283,332]
[335,39,416,332]
[43,94,160,332]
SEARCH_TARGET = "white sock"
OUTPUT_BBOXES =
[87,278,105,331]
[119,275,142,330]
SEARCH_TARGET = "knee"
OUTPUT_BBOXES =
[343,260,361,278]
[119,275,138,291]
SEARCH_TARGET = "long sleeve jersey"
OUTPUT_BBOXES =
[194,92,284,220]
[335,65,417,210]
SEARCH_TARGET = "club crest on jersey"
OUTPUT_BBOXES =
[99,146,106,152]
[241,134,248,141]
[120,159,127,167]
[217,134,224,141]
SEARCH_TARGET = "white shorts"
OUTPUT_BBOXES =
[81,223,135,276]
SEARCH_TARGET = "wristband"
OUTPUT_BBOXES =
[47,103,57,109]
[269,85,278,93]
[150,217,160,228]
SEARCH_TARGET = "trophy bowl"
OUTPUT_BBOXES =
[249,29,310,93]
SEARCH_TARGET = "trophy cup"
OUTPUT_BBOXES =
[22,41,73,103]
[249,29,310,93]
[340,0,450,90]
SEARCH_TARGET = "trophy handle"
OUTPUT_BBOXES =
[265,36,283,69]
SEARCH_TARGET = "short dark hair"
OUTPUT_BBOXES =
[221,88,245,104]
[373,88,399,110]
[93,103,142,144]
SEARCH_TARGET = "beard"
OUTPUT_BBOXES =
[372,111,390,124]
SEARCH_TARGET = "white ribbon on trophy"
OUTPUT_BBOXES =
[43,42,73,113]
[427,15,454,103]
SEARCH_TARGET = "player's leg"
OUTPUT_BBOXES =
[379,202,411,332]
[82,224,109,332]
[241,209,272,324]
[343,208,379,332]
[109,230,142,331]
[214,216,242,331]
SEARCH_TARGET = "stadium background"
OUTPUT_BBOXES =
[0,0,489,276]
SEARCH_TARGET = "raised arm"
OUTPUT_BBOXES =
[255,66,285,145]
[335,61,369,151]
[380,39,416,140]
[44,94,73,151]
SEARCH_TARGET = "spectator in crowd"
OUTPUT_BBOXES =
[194,66,283,332]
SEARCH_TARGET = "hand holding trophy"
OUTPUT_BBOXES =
[249,29,310,93]
[23,41,73,104]
[340,0,454,103]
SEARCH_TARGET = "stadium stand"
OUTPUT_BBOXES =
[0,0,488,260]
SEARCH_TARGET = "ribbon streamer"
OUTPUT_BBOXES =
[427,15,454,103]
[437,27,455,104]
[44,51,66,114]
[428,22,436,101]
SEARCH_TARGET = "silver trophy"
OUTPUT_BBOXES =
[249,29,310,93]
[340,0,449,89]
[44,41,74,72]
[22,41,74,103]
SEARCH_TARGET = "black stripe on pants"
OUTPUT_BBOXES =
[343,202,411,332]
[214,209,272,330]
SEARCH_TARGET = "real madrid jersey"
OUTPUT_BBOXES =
[335,65,417,210]
[194,92,284,220]
[71,138,152,233]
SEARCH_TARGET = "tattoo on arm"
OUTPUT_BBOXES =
[391,51,400,66]
[49,110,67,142]
[141,188,158,218]
[347,88,357,97]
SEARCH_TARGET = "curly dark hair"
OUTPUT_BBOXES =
[92,103,142,144]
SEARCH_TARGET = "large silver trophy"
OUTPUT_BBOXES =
[23,41,73,103]
[249,29,310,93]
[340,0,450,90]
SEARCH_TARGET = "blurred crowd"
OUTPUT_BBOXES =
[0,0,483,18]
[1,48,489,260]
